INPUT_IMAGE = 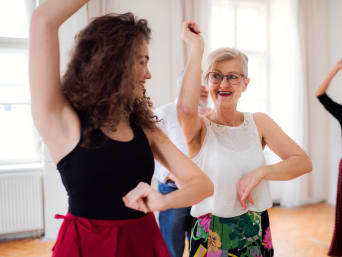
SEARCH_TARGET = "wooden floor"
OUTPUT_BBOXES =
[268,203,335,257]
[0,203,335,257]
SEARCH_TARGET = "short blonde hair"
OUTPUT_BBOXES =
[204,48,248,83]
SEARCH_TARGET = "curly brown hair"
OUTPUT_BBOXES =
[61,12,158,146]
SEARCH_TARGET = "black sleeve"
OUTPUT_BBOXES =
[317,93,342,124]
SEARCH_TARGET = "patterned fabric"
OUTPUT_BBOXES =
[189,211,274,257]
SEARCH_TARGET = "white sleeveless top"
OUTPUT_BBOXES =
[191,112,273,218]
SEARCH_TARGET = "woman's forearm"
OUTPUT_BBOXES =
[263,155,312,181]
[33,0,88,29]
[163,173,213,209]
[177,45,204,116]
[315,66,340,96]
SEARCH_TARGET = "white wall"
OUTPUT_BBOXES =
[327,0,342,204]
[43,153,68,240]
[108,0,174,107]
[305,0,331,204]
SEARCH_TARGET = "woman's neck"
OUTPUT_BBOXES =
[209,106,243,126]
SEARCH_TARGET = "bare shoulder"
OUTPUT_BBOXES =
[143,126,168,146]
[253,112,271,124]
[252,112,278,130]
[252,112,278,144]
[252,112,288,142]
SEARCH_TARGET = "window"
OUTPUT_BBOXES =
[207,0,281,165]
[0,0,42,165]
[208,0,269,113]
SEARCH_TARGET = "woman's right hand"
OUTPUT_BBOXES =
[123,182,169,213]
[182,21,204,48]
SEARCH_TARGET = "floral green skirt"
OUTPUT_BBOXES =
[189,210,274,257]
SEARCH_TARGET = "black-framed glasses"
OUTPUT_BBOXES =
[208,72,246,85]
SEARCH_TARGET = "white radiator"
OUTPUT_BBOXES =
[0,171,44,235]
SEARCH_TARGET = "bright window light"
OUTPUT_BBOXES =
[236,5,267,52]
[238,54,267,113]
[209,1,235,51]
[209,0,269,114]
[0,0,33,38]
[0,0,41,166]
[0,50,29,86]
[0,104,41,164]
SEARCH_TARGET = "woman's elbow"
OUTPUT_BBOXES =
[208,181,214,197]
[31,8,48,28]
[301,155,312,175]
[305,156,313,174]
[203,176,214,197]
[177,102,196,118]
[30,7,58,31]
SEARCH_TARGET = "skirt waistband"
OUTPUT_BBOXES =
[55,212,153,228]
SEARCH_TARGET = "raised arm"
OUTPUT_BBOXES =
[29,0,88,163]
[315,59,342,96]
[315,59,342,121]
[123,127,214,212]
[177,22,204,155]
[237,113,312,209]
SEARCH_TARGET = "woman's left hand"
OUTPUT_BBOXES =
[123,182,168,213]
[237,167,266,209]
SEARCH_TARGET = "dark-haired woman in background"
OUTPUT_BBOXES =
[29,0,213,256]
[316,59,342,257]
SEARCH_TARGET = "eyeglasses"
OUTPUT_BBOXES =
[208,72,246,85]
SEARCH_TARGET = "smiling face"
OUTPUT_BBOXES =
[134,40,152,98]
[208,59,250,110]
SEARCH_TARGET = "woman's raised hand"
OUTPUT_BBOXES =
[182,21,204,48]
[334,59,342,72]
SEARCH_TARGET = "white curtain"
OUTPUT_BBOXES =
[299,0,332,205]
[167,0,213,99]
[267,0,330,207]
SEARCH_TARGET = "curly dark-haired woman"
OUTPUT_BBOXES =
[29,1,213,257]
[315,59,342,257]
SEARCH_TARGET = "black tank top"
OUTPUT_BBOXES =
[56,118,155,220]
[317,93,342,132]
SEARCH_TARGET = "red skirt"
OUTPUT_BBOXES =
[52,212,170,257]
[328,158,342,256]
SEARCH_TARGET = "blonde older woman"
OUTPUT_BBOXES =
[177,22,312,257]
